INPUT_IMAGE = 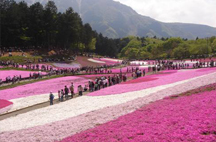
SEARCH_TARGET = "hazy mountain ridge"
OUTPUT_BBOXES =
[16,0,216,39]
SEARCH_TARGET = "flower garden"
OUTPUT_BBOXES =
[52,63,81,69]
[0,57,216,142]
[0,70,47,81]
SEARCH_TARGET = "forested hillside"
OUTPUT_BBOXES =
[15,0,216,39]
[1,0,216,60]
[1,0,122,57]
[119,36,216,60]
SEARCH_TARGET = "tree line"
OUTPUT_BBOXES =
[1,0,216,59]
[0,0,122,57]
[119,36,216,60]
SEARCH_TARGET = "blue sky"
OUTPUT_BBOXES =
[115,0,216,27]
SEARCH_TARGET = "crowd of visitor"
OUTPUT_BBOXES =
[143,59,216,72]
[49,73,128,105]
[0,72,44,86]
[0,63,124,86]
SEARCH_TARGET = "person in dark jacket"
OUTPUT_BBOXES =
[49,92,54,105]
[64,86,69,100]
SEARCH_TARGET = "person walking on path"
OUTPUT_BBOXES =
[143,69,145,76]
[78,85,83,96]
[70,82,74,98]
[49,92,54,105]
[58,90,61,101]
[64,86,69,100]
[61,89,64,102]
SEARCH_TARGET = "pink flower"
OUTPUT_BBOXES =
[0,76,90,100]
[60,88,216,142]
[88,68,216,96]
[0,70,46,81]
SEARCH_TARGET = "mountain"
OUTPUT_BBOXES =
[15,0,216,39]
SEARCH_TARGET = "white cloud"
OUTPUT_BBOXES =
[114,0,216,27]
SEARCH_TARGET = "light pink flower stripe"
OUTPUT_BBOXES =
[0,104,13,114]
[61,89,216,142]
[0,76,89,100]
[1,70,216,142]
[88,68,216,96]
[0,70,46,81]
[93,58,119,65]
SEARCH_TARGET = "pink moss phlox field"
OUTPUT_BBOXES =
[122,77,158,84]
[60,90,216,142]
[0,100,13,114]
[0,99,13,109]
[0,76,90,100]
[0,72,215,142]
[0,70,47,81]
[121,70,176,84]
[110,67,128,73]
[88,68,216,96]
[197,68,216,72]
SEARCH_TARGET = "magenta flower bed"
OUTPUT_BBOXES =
[88,68,216,96]
[111,66,130,73]
[0,71,215,142]
[60,90,216,142]
[122,77,158,84]
[0,70,47,81]
[0,99,13,114]
[197,68,216,72]
[0,99,13,109]
[0,76,90,100]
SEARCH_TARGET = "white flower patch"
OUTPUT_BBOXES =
[130,61,148,66]
[88,58,106,64]
[0,105,13,114]
[101,58,123,62]
[7,93,59,113]
[1,72,216,133]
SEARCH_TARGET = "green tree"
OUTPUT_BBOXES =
[57,7,82,51]
[82,23,94,51]
[139,51,152,59]
[28,2,44,47]
[88,38,96,51]
[211,38,216,53]
[125,48,139,59]
[1,0,19,47]
[173,47,186,59]
[162,37,183,58]
[43,1,58,48]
